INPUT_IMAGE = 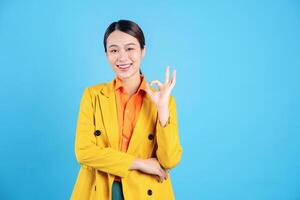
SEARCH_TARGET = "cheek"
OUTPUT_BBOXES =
[107,55,117,65]
[130,52,142,62]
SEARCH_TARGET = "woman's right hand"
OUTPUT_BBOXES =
[129,158,168,182]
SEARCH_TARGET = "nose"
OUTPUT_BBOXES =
[117,49,129,61]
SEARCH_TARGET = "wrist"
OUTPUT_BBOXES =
[129,158,144,170]
[157,103,168,111]
[157,106,169,127]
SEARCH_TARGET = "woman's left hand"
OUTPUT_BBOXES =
[145,66,176,109]
[145,66,176,127]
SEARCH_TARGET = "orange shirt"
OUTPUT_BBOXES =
[114,75,147,181]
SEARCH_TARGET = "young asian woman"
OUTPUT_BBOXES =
[71,19,183,200]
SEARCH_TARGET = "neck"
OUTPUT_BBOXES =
[122,73,141,96]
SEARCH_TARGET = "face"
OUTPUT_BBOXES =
[106,30,146,80]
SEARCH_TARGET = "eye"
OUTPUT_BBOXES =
[110,49,118,53]
[127,47,135,51]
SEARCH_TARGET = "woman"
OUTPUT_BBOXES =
[71,19,182,200]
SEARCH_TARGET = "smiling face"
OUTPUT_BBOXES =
[106,30,146,80]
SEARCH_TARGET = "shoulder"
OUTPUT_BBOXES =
[86,82,108,93]
[82,80,114,96]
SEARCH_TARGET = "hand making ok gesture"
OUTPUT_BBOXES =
[145,66,176,109]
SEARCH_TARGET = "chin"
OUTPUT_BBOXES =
[116,70,139,80]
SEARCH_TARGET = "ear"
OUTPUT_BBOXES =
[141,46,146,58]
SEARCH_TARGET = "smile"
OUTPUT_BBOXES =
[117,63,132,69]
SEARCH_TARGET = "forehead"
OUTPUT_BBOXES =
[106,30,139,47]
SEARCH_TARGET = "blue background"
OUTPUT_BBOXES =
[0,0,299,199]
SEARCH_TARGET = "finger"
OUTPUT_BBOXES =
[150,80,163,90]
[160,176,164,183]
[159,168,167,180]
[156,175,161,182]
[145,83,156,100]
[163,170,167,180]
[145,82,154,95]
[160,172,165,183]
[156,172,164,183]
[164,170,168,180]
[170,70,176,89]
[165,66,170,84]
[156,169,162,180]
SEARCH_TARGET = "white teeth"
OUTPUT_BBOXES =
[118,64,131,69]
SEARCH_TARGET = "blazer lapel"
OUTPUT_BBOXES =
[99,80,119,150]
[127,93,156,154]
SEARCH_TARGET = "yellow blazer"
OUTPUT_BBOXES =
[71,79,183,200]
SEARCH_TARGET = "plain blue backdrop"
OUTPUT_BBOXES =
[0,0,299,199]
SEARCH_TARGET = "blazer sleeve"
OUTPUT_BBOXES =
[155,95,183,169]
[74,87,136,178]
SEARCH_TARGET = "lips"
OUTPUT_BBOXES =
[117,63,132,69]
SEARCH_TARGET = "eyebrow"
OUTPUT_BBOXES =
[108,42,137,49]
